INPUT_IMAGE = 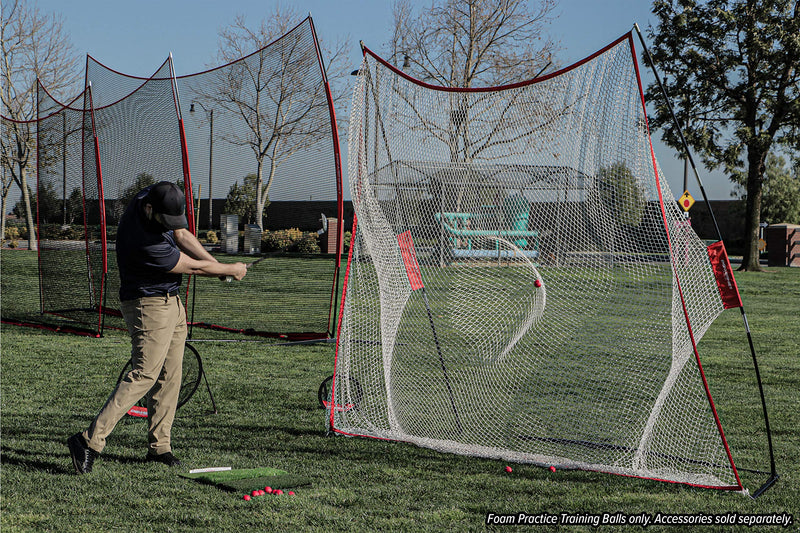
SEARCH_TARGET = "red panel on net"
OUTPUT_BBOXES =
[397,231,424,291]
[706,240,743,310]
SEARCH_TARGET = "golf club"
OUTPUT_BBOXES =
[224,256,266,282]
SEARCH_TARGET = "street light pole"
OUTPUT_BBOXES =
[63,113,67,225]
[207,108,213,230]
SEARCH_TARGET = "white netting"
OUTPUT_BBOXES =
[333,36,739,490]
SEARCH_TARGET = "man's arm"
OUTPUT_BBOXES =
[173,228,232,280]
[173,228,217,261]
[169,253,247,280]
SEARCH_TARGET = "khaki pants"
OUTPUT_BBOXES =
[84,294,187,455]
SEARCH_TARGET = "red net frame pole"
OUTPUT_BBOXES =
[86,83,108,336]
[35,83,45,314]
[169,53,195,233]
[26,80,104,336]
[169,53,197,312]
[309,15,345,338]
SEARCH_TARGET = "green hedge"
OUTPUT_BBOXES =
[261,229,321,253]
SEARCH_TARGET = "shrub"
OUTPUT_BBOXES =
[261,230,294,252]
[261,228,321,253]
[4,226,20,241]
[294,233,321,254]
[343,231,352,253]
[58,225,84,240]
[34,224,85,240]
[285,228,303,242]
[14,224,29,240]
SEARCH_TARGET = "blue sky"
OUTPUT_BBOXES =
[34,0,661,76]
[27,0,732,200]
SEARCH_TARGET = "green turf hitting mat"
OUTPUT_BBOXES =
[179,467,311,493]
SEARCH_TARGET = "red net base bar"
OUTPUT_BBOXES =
[188,322,330,342]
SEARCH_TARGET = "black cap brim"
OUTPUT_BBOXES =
[160,213,189,230]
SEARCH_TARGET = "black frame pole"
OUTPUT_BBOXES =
[634,24,778,498]
[632,23,723,242]
[422,287,463,434]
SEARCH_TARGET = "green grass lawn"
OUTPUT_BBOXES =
[2,249,798,532]
[3,248,340,338]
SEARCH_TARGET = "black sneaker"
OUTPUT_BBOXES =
[67,433,99,474]
[146,451,182,467]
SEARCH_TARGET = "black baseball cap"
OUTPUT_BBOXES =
[145,181,188,230]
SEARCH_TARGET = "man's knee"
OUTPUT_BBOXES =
[122,368,158,386]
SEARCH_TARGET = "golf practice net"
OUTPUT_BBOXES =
[31,16,342,340]
[34,84,106,332]
[331,33,773,493]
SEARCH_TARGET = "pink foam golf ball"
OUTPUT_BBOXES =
[534,279,542,288]
[243,494,251,501]
[264,486,273,494]
[288,491,296,496]
[549,466,556,473]
[274,489,284,495]
[505,466,513,473]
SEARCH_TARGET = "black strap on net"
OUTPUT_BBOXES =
[633,23,778,498]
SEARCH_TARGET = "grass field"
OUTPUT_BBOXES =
[3,248,339,339]
[2,248,799,531]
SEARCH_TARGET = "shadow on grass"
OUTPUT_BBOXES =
[1,445,76,475]
[1,443,149,476]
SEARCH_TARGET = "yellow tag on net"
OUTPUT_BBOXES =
[679,190,695,212]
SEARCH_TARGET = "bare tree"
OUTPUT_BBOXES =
[389,0,558,88]
[1,0,80,248]
[382,0,560,166]
[201,7,350,231]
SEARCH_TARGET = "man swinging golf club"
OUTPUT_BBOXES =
[68,181,246,474]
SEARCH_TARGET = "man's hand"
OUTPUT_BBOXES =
[228,262,247,281]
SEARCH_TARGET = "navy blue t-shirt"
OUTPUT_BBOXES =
[116,186,182,301]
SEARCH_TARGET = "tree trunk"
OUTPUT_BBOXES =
[257,139,280,233]
[255,159,264,232]
[262,157,277,228]
[739,149,765,271]
[1,189,7,243]
[20,167,38,251]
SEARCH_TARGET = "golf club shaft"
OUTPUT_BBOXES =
[225,256,266,282]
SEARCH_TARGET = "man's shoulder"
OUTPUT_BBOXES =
[117,208,175,256]
[118,197,141,229]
